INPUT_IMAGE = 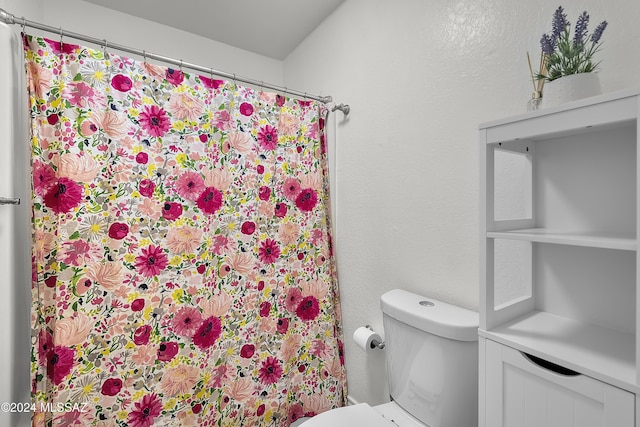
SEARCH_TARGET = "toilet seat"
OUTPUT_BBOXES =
[299,403,395,427]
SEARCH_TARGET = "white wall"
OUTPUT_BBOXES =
[1,0,283,85]
[284,0,640,405]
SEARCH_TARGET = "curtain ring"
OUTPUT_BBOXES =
[59,26,63,49]
[103,39,110,59]
[179,59,183,71]
[20,17,26,33]
[259,81,264,93]
[142,50,147,63]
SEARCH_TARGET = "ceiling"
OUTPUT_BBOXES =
[81,0,345,60]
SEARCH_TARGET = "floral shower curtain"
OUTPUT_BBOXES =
[24,34,346,427]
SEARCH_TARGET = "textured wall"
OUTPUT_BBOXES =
[2,0,284,86]
[283,0,640,405]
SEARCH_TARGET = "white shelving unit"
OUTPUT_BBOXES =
[479,88,640,427]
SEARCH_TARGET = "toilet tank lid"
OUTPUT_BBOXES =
[380,289,479,341]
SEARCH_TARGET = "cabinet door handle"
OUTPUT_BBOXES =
[522,352,580,376]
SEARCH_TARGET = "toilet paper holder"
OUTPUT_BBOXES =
[365,325,385,349]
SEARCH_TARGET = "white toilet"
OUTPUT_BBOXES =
[301,289,479,427]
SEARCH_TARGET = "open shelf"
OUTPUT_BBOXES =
[487,228,637,251]
[479,310,637,393]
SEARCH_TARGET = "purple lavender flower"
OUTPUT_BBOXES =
[540,34,556,56]
[538,7,608,81]
[573,11,589,46]
[591,20,608,44]
[551,6,568,42]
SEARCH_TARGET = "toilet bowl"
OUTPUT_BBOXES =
[300,289,479,427]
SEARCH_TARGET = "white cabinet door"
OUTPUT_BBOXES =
[484,339,634,427]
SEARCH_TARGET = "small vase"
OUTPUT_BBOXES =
[540,73,601,108]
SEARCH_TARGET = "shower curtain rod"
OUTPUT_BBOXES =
[0,7,346,108]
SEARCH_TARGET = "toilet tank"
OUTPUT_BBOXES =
[380,289,478,427]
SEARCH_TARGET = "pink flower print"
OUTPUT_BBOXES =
[284,287,303,312]
[295,188,318,212]
[258,356,283,385]
[228,132,252,154]
[278,222,300,246]
[63,81,95,108]
[44,38,79,54]
[111,74,132,92]
[257,403,266,416]
[210,364,229,388]
[135,152,149,164]
[56,152,100,183]
[131,298,145,312]
[47,114,58,125]
[44,275,57,288]
[26,61,52,99]
[160,364,199,396]
[258,239,280,264]
[101,378,123,396]
[199,75,225,89]
[37,329,53,366]
[239,102,254,116]
[296,296,320,321]
[241,221,256,235]
[289,403,305,425]
[33,160,56,196]
[282,178,302,202]
[175,171,205,201]
[212,235,230,255]
[171,307,203,337]
[92,110,128,138]
[277,318,289,334]
[196,187,223,214]
[274,202,287,218]
[108,222,129,240]
[75,278,92,295]
[192,316,222,350]
[139,105,171,138]
[135,245,168,277]
[257,125,278,150]
[128,393,162,427]
[46,346,75,385]
[54,313,92,346]
[43,177,83,214]
[258,185,271,201]
[157,342,179,362]
[165,225,203,254]
[162,201,183,221]
[276,94,286,107]
[259,301,271,317]
[213,110,233,131]
[240,344,255,358]
[169,92,204,121]
[133,325,152,345]
[60,240,94,267]
[165,68,184,86]
[80,120,97,137]
[138,179,156,198]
